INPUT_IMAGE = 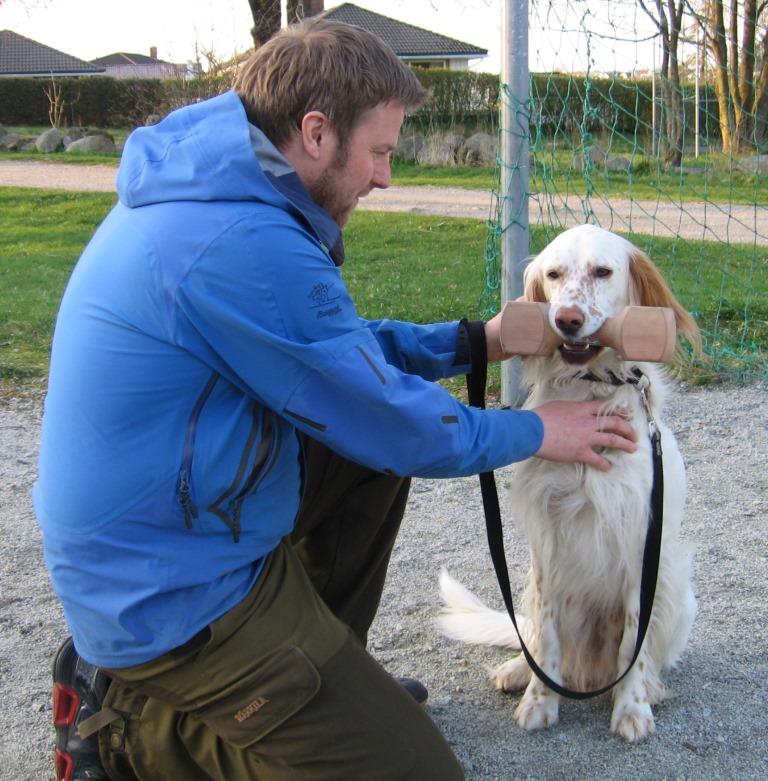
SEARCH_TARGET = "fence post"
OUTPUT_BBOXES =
[501,0,530,408]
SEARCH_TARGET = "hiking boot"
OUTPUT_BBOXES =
[396,676,428,705]
[52,636,111,781]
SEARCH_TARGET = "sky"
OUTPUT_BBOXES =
[1,0,667,76]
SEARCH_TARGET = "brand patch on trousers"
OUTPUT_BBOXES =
[195,645,321,747]
[234,696,270,723]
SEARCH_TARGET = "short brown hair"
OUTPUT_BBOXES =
[233,18,428,150]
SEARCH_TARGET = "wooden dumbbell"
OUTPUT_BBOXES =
[499,301,677,362]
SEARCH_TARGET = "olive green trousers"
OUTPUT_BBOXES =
[98,437,464,780]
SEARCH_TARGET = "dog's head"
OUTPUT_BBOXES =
[523,225,701,366]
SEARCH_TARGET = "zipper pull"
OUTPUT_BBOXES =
[227,498,243,543]
[178,473,198,529]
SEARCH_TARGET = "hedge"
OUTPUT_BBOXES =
[0,75,232,128]
[0,70,720,141]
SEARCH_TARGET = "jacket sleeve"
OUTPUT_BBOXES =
[174,215,543,478]
[361,318,470,381]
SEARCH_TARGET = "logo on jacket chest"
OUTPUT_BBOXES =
[308,282,342,319]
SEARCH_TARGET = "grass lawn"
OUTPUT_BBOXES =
[390,160,764,205]
[0,187,764,392]
[0,189,115,381]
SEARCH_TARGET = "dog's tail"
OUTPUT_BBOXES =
[437,568,525,650]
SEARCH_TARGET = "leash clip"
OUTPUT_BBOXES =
[631,370,658,440]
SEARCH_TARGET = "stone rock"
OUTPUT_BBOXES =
[735,154,768,175]
[458,132,498,166]
[394,132,425,162]
[21,140,38,152]
[63,127,89,144]
[588,144,608,165]
[605,156,631,172]
[0,133,22,151]
[416,132,465,166]
[35,128,65,153]
[145,114,162,126]
[65,134,117,153]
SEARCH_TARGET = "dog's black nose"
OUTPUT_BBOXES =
[555,306,584,335]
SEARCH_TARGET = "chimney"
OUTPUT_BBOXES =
[150,46,158,60]
[306,0,324,17]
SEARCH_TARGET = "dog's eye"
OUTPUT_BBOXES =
[594,267,613,278]
[545,270,560,280]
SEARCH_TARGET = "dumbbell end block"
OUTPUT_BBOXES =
[499,302,677,362]
[599,306,677,362]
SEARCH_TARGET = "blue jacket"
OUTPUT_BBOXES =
[34,91,543,667]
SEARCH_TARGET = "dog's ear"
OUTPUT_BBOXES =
[523,260,548,302]
[629,249,702,355]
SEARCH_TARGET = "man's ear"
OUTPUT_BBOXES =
[299,111,333,161]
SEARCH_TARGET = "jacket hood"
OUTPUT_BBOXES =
[117,90,344,264]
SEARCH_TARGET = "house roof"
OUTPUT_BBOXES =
[321,3,487,59]
[92,52,170,67]
[0,30,104,76]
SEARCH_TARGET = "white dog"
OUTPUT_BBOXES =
[439,224,701,742]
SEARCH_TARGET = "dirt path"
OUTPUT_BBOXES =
[2,159,766,245]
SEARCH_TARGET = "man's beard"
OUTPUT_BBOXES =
[308,145,354,228]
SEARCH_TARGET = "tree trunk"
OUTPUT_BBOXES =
[706,0,735,153]
[287,0,301,24]
[753,26,768,146]
[641,0,686,166]
[248,0,282,49]
[697,0,767,153]
[664,0,686,165]
[286,0,316,23]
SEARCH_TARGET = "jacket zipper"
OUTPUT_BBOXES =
[226,409,279,541]
[177,371,219,529]
[206,404,278,543]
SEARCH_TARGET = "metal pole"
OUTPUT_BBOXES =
[500,0,529,408]
[695,37,700,158]
[651,39,657,157]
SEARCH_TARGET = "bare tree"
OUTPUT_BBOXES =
[247,0,281,48]
[286,0,305,24]
[686,0,768,152]
[639,0,687,166]
[44,76,65,128]
[247,0,323,47]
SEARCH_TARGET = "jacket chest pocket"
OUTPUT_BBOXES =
[205,404,280,542]
[176,375,280,542]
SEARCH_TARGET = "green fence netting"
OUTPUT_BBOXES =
[483,0,767,384]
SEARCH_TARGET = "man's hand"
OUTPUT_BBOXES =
[484,310,510,362]
[485,297,527,362]
[531,399,638,471]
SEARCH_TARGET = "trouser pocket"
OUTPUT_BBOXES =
[190,645,321,747]
[98,645,322,781]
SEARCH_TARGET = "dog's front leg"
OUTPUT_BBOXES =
[610,587,655,742]
[511,577,561,731]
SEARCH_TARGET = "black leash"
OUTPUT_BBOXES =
[463,321,664,700]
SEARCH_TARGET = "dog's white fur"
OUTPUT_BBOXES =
[439,224,700,742]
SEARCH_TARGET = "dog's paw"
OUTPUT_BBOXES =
[610,701,655,743]
[490,656,531,692]
[514,690,559,731]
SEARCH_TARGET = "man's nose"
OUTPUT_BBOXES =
[372,158,392,189]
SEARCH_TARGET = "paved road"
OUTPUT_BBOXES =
[2,159,766,245]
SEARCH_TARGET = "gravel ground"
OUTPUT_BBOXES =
[1,383,766,781]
